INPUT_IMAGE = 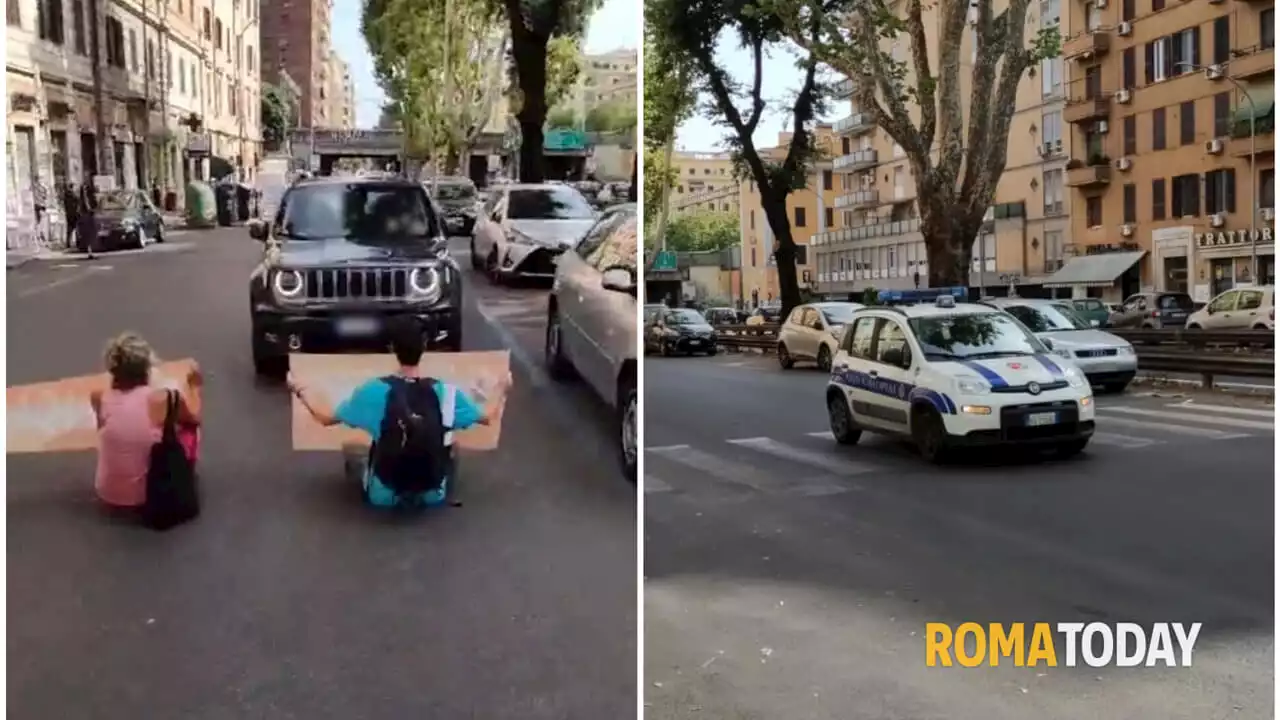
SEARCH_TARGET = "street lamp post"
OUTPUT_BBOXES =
[1177,62,1259,284]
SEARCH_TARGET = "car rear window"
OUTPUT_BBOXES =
[1157,294,1194,310]
[508,187,595,220]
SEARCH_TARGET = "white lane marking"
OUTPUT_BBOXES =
[1088,432,1163,449]
[1101,406,1274,431]
[807,431,836,440]
[1094,413,1250,440]
[1170,401,1275,418]
[644,475,674,494]
[646,444,793,493]
[727,436,877,476]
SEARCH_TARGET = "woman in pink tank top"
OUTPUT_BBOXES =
[90,333,202,511]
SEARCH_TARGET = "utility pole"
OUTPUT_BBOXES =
[141,0,151,190]
[158,0,170,193]
[89,0,112,183]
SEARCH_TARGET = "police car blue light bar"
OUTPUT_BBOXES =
[877,286,967,304]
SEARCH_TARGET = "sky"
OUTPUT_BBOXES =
[674,37,842,153]
[331,0,639,129]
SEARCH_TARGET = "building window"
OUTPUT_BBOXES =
[1212,17,1230,65]
[179,58,186,93]
[1152,178,1166,220]
[1041,57,1063,97]
[825,207,834,227]
[1086,196,1102,227]
[1121,0,1134,21]
[1179,100,1195,145]
[37,0,66,44]
[1084,66,1102,99]
[147,40,156,78]
[1171,173,1200,217]
[1261,169,1275,209]
[1040,0,1060,24]
[1041,110,1062,154]
[1145,37,1170,83]
[1151,0,1164,10]
[1123,183,1137,223]
[72,0,86,53]
[1043,169,1064,215]
[1122,48,1135,89]
[214,19,223,49]
[203,8,211,37]
[749,210,754,229]
[841,137,850,155]
[1123,116,1136,156]
[1205,169,1236,215]
[128,29,138,71]
[1152,107,1166,150]
[105,18,125,67]
[822,170,832,191]
[7,0,19,26]
[1263,10,1275,49]
[1171,27,1199,76]
[794,207,807,228]
[1213,93,1231,137]
[248,45,255,71]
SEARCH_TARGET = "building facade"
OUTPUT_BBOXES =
[261,0,331,127]
[1060,0,1274,301]
[324,50,353,129]
[812,0,1077,296]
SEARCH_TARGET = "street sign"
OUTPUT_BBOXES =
[653,250,677,271]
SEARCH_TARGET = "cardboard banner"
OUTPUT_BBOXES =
[290,351,511,452]
[7,359,197,454]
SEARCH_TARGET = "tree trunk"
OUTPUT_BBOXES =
[919,196,983,288]
[760,193,803,318]
[651,138,675,248]
[443,148,461,175]
[511,31,549,183]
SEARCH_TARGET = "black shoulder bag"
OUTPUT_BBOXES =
[142,390,201,530]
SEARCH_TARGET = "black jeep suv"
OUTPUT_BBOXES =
[248,176,463,376]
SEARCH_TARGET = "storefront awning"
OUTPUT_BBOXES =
[1042,250,1145,289]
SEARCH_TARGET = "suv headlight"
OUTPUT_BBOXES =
[955,376,991,395]
[1063,365,1087,388]
[409,267,443,301]
[273,269,304,299]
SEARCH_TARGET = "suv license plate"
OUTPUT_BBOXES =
[688,339,701,346]
[336,317,379,337]
[1026,412,1057,427]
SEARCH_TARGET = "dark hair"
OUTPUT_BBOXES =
[387,316,425,367]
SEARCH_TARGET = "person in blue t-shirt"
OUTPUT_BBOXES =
[287,317,510,508]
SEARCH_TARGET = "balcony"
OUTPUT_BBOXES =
[1063,30,1111,62]
[1064,95,1111,124]
[1230,48,1275,80]
[834,78,855,98]
[833,189,880,209]
[833,148,878,172]
[834,112,875,135]
[1065,161,1112,188]
[1228,132,1275,157]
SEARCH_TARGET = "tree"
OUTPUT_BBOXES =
[584,99,636,133]
[664,211,740,253]
[648,0,827,318]
[641,29,697,246]
[261,83,298,151]
[493,0,602,182]
[547,106,579,128]
[763,0,1059,286]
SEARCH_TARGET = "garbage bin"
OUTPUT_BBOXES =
[185,182,216,228]
[235,184,253,222]
[215,183,234,227]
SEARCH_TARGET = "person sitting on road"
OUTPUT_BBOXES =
[90,333,202,514]
[287,317,510,508]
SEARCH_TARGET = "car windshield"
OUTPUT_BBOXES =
[507,187,595,220]
[664,309,706,325]
[819,305,860,325]
[1003,303,1091,332]
[1158,294,1194,310]
[909,312,1045,360]
[278,183,439,240]
[644,306,665,322]
[97,191,134,211]
[433,182,475,201]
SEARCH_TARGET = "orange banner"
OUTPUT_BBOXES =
[7,360,198,454]
[290,352,511,451]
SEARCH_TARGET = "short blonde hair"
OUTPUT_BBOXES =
[104,332,155,389]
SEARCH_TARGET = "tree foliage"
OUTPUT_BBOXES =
[763,0,1060,286]
[584,99,637,133]
[261,83,297,151]
[648,0,828,318]
[664,211,740,253]
[547,106,579,128]
[641,30,698,243]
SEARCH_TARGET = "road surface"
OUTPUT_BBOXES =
[8,228,636,719]
[645,353,1274,720]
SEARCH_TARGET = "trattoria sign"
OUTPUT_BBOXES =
[1195,228,1274,248]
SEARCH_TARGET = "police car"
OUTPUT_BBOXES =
[825,288,1095,463]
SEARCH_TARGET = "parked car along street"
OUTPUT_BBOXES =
[425,176,479,236]
[1184,286,1275,331]
[981,297,1138,393]
[471,183,598,281]
[776,301,864,371]
[94,189,168,250]
[1107,291,1195,329]
[644,308,719,357]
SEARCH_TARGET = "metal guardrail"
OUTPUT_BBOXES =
[712,324,1276,385]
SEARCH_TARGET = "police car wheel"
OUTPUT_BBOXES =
[777,343,795,369]
[912,406,951,464]
[817,345,832,371]
[827,393,861,445]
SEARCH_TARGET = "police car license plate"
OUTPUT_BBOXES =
[335,316,379,337]
[1026,412,1057,426]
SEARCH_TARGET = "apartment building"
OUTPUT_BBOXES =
[584,48,637,104]
[261,0,332,127]
[6,0,262,227]
[1058,0,1274,301]
[813,0,1076,297]
[738,128,841,304]
[325,50,354,129]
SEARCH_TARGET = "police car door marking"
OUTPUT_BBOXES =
[955,360,1009,388]
[836,369,955,414]
[1032,354,1066,379]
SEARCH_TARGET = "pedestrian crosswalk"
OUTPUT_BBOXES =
[644,400,1273,497]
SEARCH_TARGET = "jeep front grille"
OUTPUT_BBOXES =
[302,268,409,300]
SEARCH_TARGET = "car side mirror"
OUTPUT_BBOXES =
[881,347,905,367]
[1042,338,1056,351]
[248,220,268,241]
[602,266,635,294]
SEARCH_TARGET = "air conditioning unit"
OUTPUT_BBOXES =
[1095,120,1109,134]
[1262,208,1275,222]
[1120,224,1135,237]
[1210,213,1226,228]
[1118,21,1133,36]
[1037,144,1048,157]
[1205,64,1225,80]
[1115,157,1132,171]
[1115,88,1131,104]
[1205,138,1224,154]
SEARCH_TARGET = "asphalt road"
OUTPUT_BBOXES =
[7,228,636,719]
[645,353,1274,720]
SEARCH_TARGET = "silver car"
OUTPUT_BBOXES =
[546,205,639,481]
[981,297,1138,393]
[470,183,598,281]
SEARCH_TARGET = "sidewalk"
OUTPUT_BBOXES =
[7,213,191,270]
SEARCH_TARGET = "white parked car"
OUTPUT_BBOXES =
[776,302,864,371]
[979,297,1138,393]
[1184,286,1275,331]
[470,183,598,281]
[825,291,1094,463]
